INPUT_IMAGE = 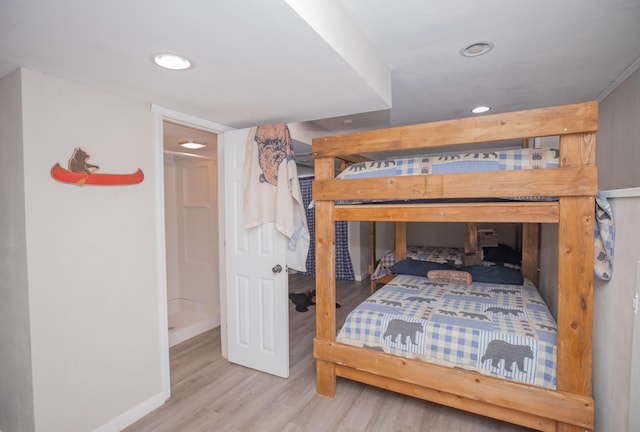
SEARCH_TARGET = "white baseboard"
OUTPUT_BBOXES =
[167,298,216,315]
[94,390,168,432]
[169,313,220,347]
[167,299,220,347]
[354,271,370,282]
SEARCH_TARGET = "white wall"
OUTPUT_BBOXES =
[11,68,166,432]
[164,154,219,308]
[0,70,36,432]
[163,162,180,301]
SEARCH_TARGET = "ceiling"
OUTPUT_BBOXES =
[163,121,218,160]
[2,0,640,149]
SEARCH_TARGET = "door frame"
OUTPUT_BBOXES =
[152,105,233,398]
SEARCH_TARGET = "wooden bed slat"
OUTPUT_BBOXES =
[315,338,594,430]
[312,102,598,158]
[337,367,558,432]
[313,166,597,201]
[334,202,559,223]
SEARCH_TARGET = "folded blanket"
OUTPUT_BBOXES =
[243,123,310,272]
[594,192,614,281]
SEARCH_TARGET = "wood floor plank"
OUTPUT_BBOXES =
[124,274,534,432]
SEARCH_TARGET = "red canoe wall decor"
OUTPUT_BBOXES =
[51,148,144,186]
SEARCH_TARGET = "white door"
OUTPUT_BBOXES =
[222,128,289,378]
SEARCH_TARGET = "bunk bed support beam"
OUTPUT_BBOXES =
[555,132,596,432]
[314,157,338,397]
[394,222,407,260]
[522,223,540,286]
[313,166,597,201]
[335,202,560,223]
[313,101,597,158]
[338,366,559,432]
[314,338,594,430]
[464,222,481,265]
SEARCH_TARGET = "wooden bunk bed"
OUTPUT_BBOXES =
[311,102,597,432]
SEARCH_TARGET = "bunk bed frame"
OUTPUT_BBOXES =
[312,102,598,432]
[368,221,540,292]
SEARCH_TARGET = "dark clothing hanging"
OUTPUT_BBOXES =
[298,176,355,280]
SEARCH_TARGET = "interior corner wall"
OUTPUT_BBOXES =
[348,221,370,281]
[538,223,558,318]
[597,67,640,190]
[19,69,164,432]
[0,70,36,432]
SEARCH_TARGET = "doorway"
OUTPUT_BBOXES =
[163,121,220,347]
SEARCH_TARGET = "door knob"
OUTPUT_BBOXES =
[272,264,283,274]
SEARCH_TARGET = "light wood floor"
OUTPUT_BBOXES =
[124,274,534,432]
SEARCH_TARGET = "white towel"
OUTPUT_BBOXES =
[243,123,310,272]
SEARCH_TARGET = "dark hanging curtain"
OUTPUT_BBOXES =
[299,176,355,280]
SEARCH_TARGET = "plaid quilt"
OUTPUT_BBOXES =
[337,274,557,389]
[594,192,614,281]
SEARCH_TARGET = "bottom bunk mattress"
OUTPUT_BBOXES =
[336,274,557,389]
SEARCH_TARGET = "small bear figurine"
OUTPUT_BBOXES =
[68,147,99,175]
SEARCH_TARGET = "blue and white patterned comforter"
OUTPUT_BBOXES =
[337,274,557,389]
[336,148,559,180]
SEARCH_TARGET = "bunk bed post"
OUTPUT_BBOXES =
[369,221,376,292]
[522,223,540,286]
[313,155,338,397]
[395,222,407,261]
[556,132,596,432]
[464,222,481,265]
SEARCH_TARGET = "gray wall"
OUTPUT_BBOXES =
[539,67,640,432]
[597,68,640,190]
[592,67,640,432]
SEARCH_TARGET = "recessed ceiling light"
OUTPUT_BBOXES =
[471,106,491,114]
[179,141,206,150]
[153,53,193,70]
[460,42,494,57]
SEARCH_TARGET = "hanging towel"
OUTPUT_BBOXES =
[594,191,614,281]
[243,123,310,272]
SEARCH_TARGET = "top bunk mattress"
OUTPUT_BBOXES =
[336,147,559,180]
